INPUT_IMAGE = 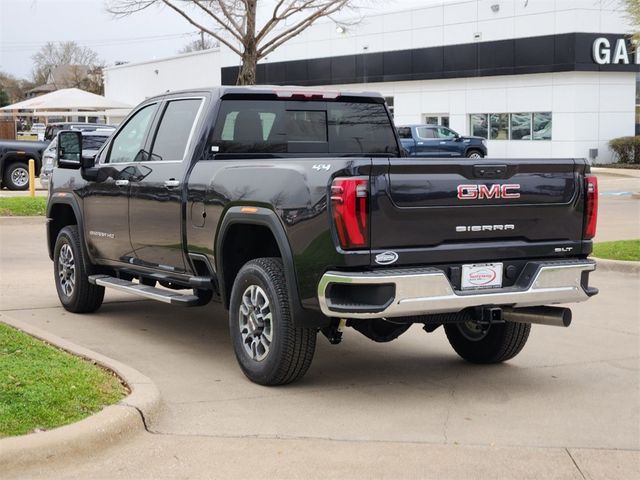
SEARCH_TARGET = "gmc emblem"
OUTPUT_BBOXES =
[457,184,521,200]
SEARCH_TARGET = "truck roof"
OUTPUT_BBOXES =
[145,85,385,102]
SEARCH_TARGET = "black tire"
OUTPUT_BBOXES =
[465,149,484,159]
[229,257,316,385]
[53,225,105,313]
[444,320,530,364]
[4,162,30,190]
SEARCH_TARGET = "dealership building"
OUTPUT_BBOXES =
[104,0,640,163]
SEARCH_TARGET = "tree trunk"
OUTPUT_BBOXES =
[236,0,258,86]
[236,51,258,85]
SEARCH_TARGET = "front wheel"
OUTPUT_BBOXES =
[5,162,30,190]
[229,258,316,385]
[444,320,530,364]
[53,226,105,313]
[465,150,484,159]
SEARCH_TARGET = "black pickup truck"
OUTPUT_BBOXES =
[47,86,598,385]
[0,139,49,190]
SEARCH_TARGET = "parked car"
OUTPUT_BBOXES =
[44,122,116,141]
[523,123,552,140]
[0,139,49,190]
[47,86,597,386]
[397,124,487,158]
[31,123,46,140]
[40,130,114,188]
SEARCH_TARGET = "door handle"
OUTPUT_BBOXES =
[115,179,129,187]
[164,179,180,188]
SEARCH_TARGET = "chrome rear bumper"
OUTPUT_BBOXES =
[317,260,596,319]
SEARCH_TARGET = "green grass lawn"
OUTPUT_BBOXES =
[0,323,126,437]
[0,196,47,216]
[593,240,640,262]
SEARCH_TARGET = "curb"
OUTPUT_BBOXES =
[0,313,162,473]
[0,216,46,223]
[591,167,640,178]
[592,257,640,275]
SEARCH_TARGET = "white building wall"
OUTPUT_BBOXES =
[104,49,222,106]
[237,0,631,66]
[333,71,636,163]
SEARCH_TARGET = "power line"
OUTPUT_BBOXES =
[0,32,199,52]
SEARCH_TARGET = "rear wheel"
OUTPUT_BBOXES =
[5,162,30,190]
[54,226,104,313]
[444,320,530,364]
[229,257,316,385]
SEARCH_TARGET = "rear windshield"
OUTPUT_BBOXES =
[211,99,399,156]
[82,135,108,150]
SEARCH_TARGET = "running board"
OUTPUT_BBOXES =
[88,275,200,306]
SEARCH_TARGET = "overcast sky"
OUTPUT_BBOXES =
[0,0,433,80]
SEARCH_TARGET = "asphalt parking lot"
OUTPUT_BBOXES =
[1,171,639,479]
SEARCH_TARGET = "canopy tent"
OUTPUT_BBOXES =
[0,88,131,111]
[0,88,132,125]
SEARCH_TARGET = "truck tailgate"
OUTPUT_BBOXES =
[370,158,587,264]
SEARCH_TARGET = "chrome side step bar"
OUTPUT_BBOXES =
[88,275,200,306]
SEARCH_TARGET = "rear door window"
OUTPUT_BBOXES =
[211,99,398,156]
[397,127,412,139]
[416,127,436,139]
[150,99,203,161]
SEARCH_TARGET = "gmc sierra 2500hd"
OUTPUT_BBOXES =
[47,86,598,385]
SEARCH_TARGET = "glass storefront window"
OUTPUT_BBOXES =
[489,113,509,140]
[385,96,394,118]
[470,114,488,138]
[423,114,449,127]
[510,113,532,140]
[532,112,552,140]
[469,112,552,140]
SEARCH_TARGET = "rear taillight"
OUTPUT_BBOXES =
[584,175,598,240]
[331,177,369,249]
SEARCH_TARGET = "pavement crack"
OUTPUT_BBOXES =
[442,380,457,443]
[122,403,157,435]
[565,448,586,479]
[522,356,638,370]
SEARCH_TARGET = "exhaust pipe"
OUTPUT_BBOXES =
[502,306,572,328]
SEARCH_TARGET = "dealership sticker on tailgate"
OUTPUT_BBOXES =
[461,263,503,290]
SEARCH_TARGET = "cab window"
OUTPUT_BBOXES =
[416,127,436,139]
[149,99,203,161]
[397,127,412,139]
[107,104,157,164]
[436,127,457,139]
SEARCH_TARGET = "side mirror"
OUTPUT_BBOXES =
[57,131,82,169]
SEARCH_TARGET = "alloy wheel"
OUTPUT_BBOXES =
[57,243,76,297]
[11,167,29,188]
[238,284,274,361]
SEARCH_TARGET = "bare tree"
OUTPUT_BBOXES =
[108,0,362,85]
[179,34,219,53]
[32,41,103,85]
[0,72,35,103]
